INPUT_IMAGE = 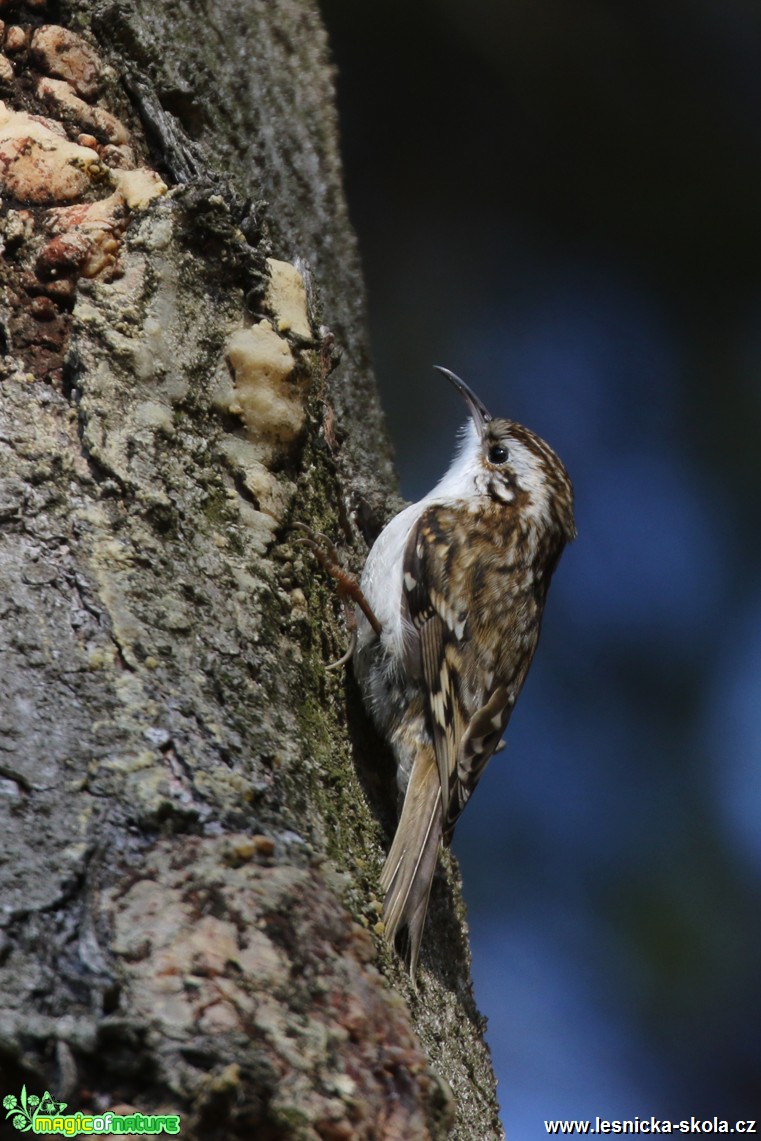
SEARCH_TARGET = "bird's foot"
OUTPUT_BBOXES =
[293,524,383,666]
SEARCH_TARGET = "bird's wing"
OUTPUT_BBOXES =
[402,506,466,816]
[447,684,511,840]
[402,504,514,841]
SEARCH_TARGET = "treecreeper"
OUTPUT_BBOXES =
[311,367,576,975]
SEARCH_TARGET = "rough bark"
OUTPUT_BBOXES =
[0,2,504,1138]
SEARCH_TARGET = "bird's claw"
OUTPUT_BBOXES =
[293,523,383,655]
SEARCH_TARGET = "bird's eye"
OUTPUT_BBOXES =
[488,443,509,465]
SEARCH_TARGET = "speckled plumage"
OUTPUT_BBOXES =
[353,369,575,974]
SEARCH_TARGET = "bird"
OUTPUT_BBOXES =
[351,367,576,975]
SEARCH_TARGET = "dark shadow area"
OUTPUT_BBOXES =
[320,0,761,1128]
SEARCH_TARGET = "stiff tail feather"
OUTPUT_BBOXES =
[380,752,443,975]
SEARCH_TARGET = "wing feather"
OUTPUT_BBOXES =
[403,514,462,813]
[402,505,512,844]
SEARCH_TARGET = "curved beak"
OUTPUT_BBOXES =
[434,366,492,432]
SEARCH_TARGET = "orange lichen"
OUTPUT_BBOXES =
[0,101,101,203]
[0,19,169,384]
[37,75,131,146]
[30,25,103,100]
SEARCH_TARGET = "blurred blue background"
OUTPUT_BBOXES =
[319,1,761,1134]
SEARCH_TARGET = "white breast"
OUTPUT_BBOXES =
[357,500,424,663]
[357,419,483,664]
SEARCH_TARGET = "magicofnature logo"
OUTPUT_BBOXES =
[3,1087,67,1132]
[3,1087,181,1135]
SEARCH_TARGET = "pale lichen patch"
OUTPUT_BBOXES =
[112,167,167,210]
[218,436,295,523]
[235,501,279,555]
[265,257,312,339]
[223,320,307,447]
[134,400,174,434]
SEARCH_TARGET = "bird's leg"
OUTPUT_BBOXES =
[293,524,383,667]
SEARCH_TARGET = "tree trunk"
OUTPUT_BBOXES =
[0,2,504,1138]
